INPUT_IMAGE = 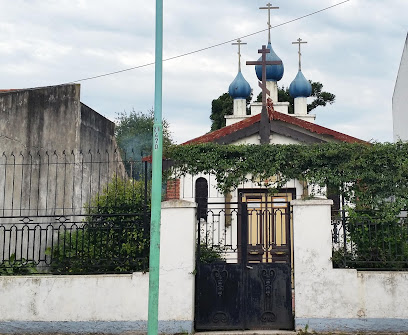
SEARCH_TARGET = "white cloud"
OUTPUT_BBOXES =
[0,0,407,145]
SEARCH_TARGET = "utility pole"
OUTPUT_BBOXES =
[148,0,163,334]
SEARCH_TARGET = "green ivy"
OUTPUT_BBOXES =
[167,142,408,210]
[168,142,408,269]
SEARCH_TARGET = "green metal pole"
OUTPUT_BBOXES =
[148,0,163,334]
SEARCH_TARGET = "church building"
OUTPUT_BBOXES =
[168,14,365,206]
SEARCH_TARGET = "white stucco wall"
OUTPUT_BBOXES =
[232,134,260,145]
[0,200,196,334]
[393,33,408,142]
[292,199,408,332]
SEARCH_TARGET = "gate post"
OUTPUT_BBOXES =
[291,199,333,330]
[240,202,248,266]
[159,200,196,334]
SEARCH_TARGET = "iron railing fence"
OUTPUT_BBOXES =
[197,203,241,264]
[0,150,151,217]
[197,202,291,265]
[0,212,150,275]
[332,210,408,270]
[0,150,152,275]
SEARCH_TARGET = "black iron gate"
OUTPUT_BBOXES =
[195,202,293,330]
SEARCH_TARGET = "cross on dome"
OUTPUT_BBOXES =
[232,38,247,72]
[228,38,251,100]
[292,37,308,71]
[259,3,279,44]
[289,38,312,100]
[246,45,282,107]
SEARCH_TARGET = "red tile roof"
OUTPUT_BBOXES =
[183,109,366,145]
[183,112,262,145]
[269,110,366,143]
[143,101,366,162]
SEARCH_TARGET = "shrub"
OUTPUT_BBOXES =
[48,178,150,274]
[0,254,38,275]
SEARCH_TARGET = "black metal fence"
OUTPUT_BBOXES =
[332,210,408,270]
[0,150,151,275]
[197,201,292,265]
[197,203,241,264]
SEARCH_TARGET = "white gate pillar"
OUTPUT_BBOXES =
[291,199,333,330]
[159,200,196,333]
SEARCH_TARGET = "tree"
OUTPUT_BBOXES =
[115,108,172,157]
[210,92,253,131]
[256,81,335,114]
[115,109,173,178]
[307,82,336,113]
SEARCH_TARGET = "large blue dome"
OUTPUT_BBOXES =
[289,70,312,98]
[255,42,284,82]
[228,71,252,99]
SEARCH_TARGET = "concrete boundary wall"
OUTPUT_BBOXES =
[0,200,196,334]
[292,199,408,332]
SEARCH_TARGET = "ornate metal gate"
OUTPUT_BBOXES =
[195,201,293,330]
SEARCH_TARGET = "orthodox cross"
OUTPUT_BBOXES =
[232,38,247,72]
[246,45,282,144]
[246,45,282,107]
[292,37,308,71]
[259,3,279,44]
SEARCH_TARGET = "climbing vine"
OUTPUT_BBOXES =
[168,141,408,269]
[167,141,408,211]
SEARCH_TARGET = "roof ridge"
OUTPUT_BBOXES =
[269,110,367,143]
[182,113,262,145]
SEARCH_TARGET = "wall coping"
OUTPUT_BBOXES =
[291,199,333,206]
[161,200,196,209]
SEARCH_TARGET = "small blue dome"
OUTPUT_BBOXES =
[289,70,312,98]
[228,71,252,99]
[255,42,284,82]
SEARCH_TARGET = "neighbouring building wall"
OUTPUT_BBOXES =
[80,102,118,153]
[0,201,196,334]
[393,33,408,142]
[292,199,408,332]
[0,85,81,152]
[0,85,125,215]
[0,84,121,154]
[0,84,125,262]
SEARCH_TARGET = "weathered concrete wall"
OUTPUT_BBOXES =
[0,85,124,216]
[0,85,81,152]
[80,103,117,153]
[0,201,196,334]
[0,84,120,153]
[0,85,125,263]
[292,199,408,332]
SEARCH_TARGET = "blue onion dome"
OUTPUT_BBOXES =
[289,70,312,98]
[228,70,252,99]
[255,42,284,82]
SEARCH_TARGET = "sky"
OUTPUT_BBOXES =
[0,0,407,144]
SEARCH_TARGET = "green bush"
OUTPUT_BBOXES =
[48,178,150,274]
[198,243,225,264]
[0,254,38,275]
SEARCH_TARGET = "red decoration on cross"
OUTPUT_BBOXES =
[267,97,274,113]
